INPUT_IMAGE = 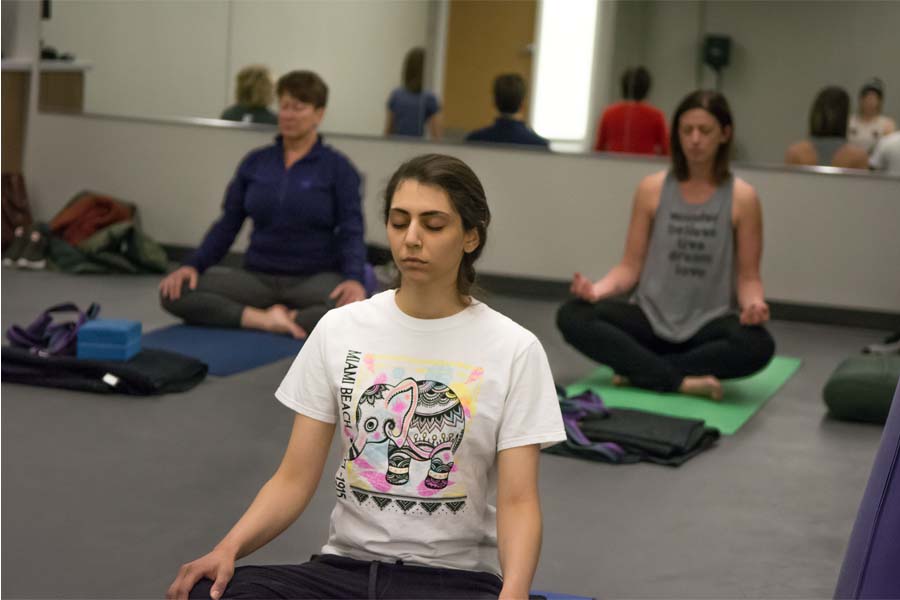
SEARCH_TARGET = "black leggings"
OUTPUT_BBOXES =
[188,554,503,599]
[556,298,775,392]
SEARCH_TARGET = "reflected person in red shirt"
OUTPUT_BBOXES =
[594,67,669,156]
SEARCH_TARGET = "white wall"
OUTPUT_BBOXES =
[41,1,230,119]
[22,111,900,314]
[227,0,429,136]
[39,0,430,135]
[702,0,900,163]
[605,0,900,164]
[15,2,900,314]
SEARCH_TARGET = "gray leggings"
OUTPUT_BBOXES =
[160,268,342,332]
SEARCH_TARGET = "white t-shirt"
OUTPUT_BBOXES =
[869,130,900,174]
[275,290,565,575]
[848,114,896,154]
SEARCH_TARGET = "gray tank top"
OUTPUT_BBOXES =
[633,172,736,342]
[810,136,846,166]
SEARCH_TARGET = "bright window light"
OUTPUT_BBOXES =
[532,0,599,141]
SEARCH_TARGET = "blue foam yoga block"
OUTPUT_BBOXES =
[77,319,142,361]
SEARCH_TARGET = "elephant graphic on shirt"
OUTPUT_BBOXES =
[348,378,466,490]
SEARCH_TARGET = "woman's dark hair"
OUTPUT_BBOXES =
[383,154,491,298]
[402,47,425,94]
[670,90,734,184]
[621,67,651,101]
[276,70,328,108]
[493,73,527,114]
[809,86,850,138]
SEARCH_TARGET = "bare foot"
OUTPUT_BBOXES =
[266,305,307,339]
[612,374,631,387]
[679,375,723,401]
[242,305,307,338]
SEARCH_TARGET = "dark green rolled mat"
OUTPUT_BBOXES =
[823,355,900,424]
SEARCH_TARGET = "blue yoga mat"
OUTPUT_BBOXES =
[142,325,304,376]
[531,592,594,600]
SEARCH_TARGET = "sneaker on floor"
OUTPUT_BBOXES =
[2,226,30,267]
[16,230,47,270]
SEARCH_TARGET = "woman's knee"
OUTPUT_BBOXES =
[159,285,189,317]
[556,299,590,339]
[738,326,776,372]
[187,578,214,600]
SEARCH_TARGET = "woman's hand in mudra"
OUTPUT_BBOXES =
[570,272,601,303]
[740,300,770,325]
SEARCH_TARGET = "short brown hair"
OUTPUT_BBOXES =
[383,154,491,298]
[670,90,733,184]
[276,71,328,108]
[235,65,273,107]
[493,74,526,114]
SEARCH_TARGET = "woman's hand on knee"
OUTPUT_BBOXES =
[160,266,199,301]
[740,300,770,325]
[166,548,234,600]
[329,279,366,307]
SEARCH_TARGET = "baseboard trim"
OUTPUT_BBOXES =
[162,245,899,331]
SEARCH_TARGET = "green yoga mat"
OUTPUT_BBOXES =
[565,356,802,435]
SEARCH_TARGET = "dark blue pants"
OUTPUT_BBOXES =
[557,298,775,392]
[189,554,503,599]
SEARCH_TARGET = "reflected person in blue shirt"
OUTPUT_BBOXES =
[385,47,443,140]
[159,71,366,339]
[466,74,549,149]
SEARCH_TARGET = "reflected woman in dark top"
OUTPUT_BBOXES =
[220,65,278,125]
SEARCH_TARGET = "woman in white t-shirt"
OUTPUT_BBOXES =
[848,78,897,155]
[167,154,566,600]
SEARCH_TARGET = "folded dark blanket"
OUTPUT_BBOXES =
[545,407,720,467]
[2,345,207,395]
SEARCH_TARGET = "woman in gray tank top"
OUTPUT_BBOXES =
[557,90,775,400]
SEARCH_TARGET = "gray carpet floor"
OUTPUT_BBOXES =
[0,269,889,599]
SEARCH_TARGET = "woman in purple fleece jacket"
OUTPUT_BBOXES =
[159,71,367,339]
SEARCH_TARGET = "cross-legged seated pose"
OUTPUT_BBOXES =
[166,154,565,600]
[557,90,775,401]
[160,71,366,339]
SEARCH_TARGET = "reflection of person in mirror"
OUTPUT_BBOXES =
[385,47,442,140]
[465,73,549,148]
[869,130,900,174]
[785,86,869,169]
[160,71,367,340]
[593,66,669,156]
[559,90,775,401]
[165,154,565,600]
[848,78,896,155]
[219,65,278,125]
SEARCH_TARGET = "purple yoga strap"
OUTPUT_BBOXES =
[6,302,101,357]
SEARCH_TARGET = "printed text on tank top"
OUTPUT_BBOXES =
[671,180,738,227]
